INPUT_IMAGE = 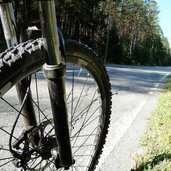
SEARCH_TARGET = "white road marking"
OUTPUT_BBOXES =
[148,91,154,95]
[96,100,146,170]
[96,67,170,170]
[154,83,159,87]
[160,73,169,82]
[148,73,169,95]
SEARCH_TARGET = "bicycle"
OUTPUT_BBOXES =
[0,0,112,170]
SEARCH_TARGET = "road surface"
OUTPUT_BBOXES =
[96,65,171,171]
[0,64,170,170]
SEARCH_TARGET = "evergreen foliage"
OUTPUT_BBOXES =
[55,0,171,65]
[0,0,170,65]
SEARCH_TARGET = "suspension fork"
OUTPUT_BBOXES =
[39,0,73,168]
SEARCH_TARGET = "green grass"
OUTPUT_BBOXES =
[131,75,171,171]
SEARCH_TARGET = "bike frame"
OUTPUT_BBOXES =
[0,0,73,169]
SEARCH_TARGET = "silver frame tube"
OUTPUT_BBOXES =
[39,1,61,65]
[0,3,17,47]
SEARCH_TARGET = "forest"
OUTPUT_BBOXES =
[0,0,171,66]
[56,0,171,66]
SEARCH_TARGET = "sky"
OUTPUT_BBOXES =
[156,0,171,46]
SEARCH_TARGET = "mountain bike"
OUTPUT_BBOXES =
[0,0,112,170]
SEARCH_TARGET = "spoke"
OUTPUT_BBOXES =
[70,64,75,128]
[72,133,97,138]
[0,59,106,170]
[72,116,99,139]
[71,95,100,125]
[67,70,94,110]
[30,158,43,170]
[0,127,35,153]
[1,97,24,117]
[44,127,54,137]
[72,73,92,116]
[71,110,100,140]
[29,157,39,169]
[73,126,99,155]
[1,80,52,130]
[47,159,56,167]
[44,160,54,171]
[0,158,14,167]
[82,89,98,121]
[72,90,98,146]
[73,93,101,156]
[47,163,53,171]
[29,157,55,170]
[73,144,95,148]
[66,67,83,101]
[0,156,14,161]
[74,154,92,157]
[1,97,36,126]
[0,127,19,142]
[0,146,10,152]
[73,91,98,127]
[73,123,98,142]
[31,99,54,129]
[81,107,101,130]
[34,73,41,124]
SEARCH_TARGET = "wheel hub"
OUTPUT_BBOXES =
[11,119,57,169]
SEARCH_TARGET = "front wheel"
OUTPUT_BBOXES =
[0,39,112,170]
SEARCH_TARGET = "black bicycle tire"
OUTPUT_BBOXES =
[0,38,112,170]
[65,39,112,170]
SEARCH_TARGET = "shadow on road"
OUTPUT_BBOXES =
[33,65,170,94]
[106,65,170,94]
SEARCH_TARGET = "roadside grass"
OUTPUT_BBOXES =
[131,75,171,171]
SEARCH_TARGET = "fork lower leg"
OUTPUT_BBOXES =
[43,63,73,168]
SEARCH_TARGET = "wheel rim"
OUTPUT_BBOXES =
[0,60,105,170]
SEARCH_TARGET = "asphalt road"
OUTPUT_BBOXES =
[0,65,171,171]
[96,65,171,171]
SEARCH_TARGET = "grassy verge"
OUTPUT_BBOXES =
[131,75,171,171]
